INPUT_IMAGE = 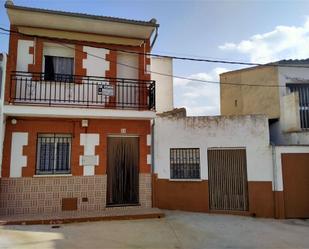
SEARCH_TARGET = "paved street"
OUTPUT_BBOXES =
[1,210,309,249]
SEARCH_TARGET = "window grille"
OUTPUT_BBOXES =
[287,84,309,129]
[170,148,200,179]
[36,134,72,174]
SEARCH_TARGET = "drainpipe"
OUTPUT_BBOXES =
[150,27,158,49]
[151,118,155,207]
[271,142,278,218]
[0,54,7,178]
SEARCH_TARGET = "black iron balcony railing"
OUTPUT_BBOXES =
[10,71,155,110]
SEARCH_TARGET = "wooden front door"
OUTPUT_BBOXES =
[107,136,139,206]
[282,153,309,218]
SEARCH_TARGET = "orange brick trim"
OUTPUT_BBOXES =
[28,38,43,76]
[5,25,19,103]
[22,133,36,177]
[2,119,150,177]
[95,132,106,175]
[138,40,151,110]
[75,44,87,83]
[71,122,84,176]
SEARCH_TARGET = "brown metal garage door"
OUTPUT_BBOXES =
[208,148,249,211]
[282,153,309,218]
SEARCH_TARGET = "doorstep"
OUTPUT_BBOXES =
[0,208,165,225]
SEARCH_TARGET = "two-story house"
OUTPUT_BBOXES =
[220,60,309,145]
[0,1,173,217]
[220,61,309,219]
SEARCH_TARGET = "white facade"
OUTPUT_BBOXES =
[151,57,174,113]
[80,133,100,176]
[10,132,28,177]
[83,46,109,77]
[273,145,309,192]
[0,54,6,177]
[16,40,33,72]
[154,114,273,184]
[270,66,309,145]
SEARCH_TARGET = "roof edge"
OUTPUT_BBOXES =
[5,1,160,28]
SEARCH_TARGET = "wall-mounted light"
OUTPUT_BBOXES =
[81,119,88,128]
[11,118,17,125]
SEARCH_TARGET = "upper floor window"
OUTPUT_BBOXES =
[287,83,309,129]
[44,56,74,82]
[43,43,74,82]
[170,148,200,179]
[36,134,72,175]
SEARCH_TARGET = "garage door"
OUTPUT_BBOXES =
[282,153,309,218]
[208,148,249,211]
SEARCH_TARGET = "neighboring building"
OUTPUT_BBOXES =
[153,109,275,218]
[153,109,309,219]
[0,1,173,216]
[220,60,309,145]
[220,61,309,219]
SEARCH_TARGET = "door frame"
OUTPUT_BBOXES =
[106,134,140,207]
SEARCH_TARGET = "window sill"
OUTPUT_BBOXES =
[33,174,72,177]
[169,179,203,182]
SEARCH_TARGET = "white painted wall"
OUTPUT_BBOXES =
[10,132,28,177]
[83,46,110,77]
[117,52,138,79]
[79,133,99,176]
[281,92,300,132]
[151,57,174,113]
[0,54,7,177]
[154,114,273,183]
[43,42,74,58]
[272,67,309,145]
[273,146,309,191]
[16,40,34,72]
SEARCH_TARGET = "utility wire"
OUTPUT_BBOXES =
[0,27,300,88]
[2,26,309,69]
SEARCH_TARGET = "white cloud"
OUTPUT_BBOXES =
[173,67,228,116]
[219,17,309,63]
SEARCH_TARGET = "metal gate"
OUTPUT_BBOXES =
[208,148,249,211]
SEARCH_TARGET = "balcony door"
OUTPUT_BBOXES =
[106,136,139,206]
[117,52,139,109]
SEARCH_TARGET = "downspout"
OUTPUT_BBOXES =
[271,142,278,218]
[150,27,158,49]
[0,54,7,178]
[151,118,155,207]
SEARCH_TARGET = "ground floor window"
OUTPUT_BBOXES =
[170,148,200,179]
[36,134,72,175]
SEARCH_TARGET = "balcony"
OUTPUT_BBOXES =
[9,72,155,111]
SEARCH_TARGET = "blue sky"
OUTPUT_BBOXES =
[1,0,309,115]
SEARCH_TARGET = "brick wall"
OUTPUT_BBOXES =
[2,118,151,177]
[0,173,151,215]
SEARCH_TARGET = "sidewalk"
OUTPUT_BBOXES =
[0,207,164,225]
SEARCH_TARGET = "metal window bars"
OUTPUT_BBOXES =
[287,83,309,129]
[170,148,200,179]
[36,134,72,175]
